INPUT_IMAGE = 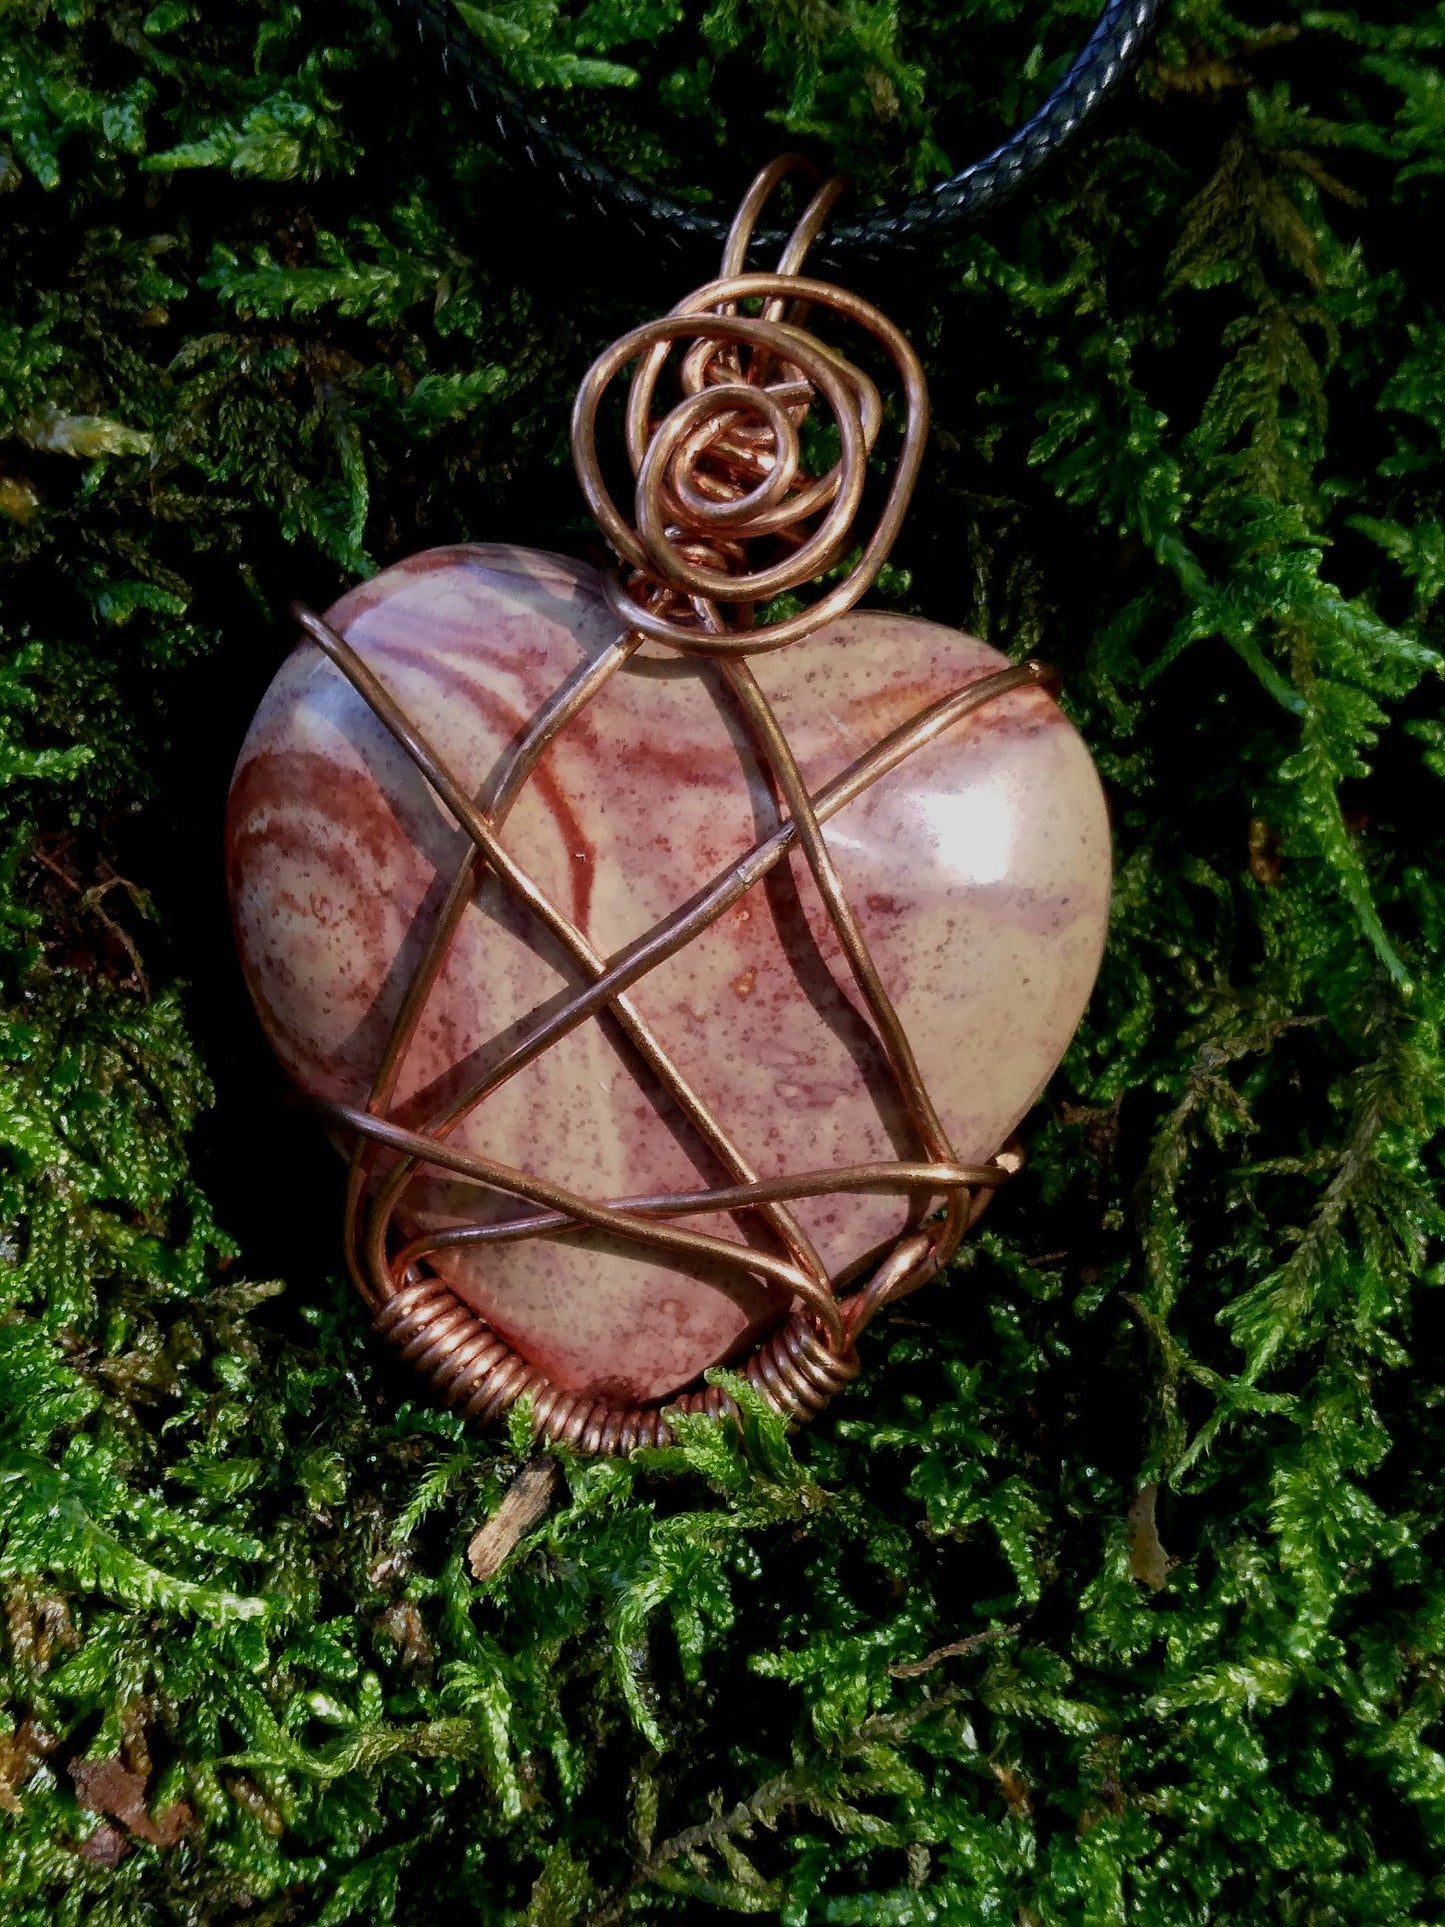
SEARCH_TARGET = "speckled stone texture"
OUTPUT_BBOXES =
[227,545,1111,1403]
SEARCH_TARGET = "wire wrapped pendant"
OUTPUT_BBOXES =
[226,162,1112,1452]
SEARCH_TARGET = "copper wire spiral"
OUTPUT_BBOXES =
[295,159,1043,1452]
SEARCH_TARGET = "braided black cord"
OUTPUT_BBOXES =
[384,0,1161,262]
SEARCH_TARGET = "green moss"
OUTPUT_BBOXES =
[1,0,1443,1918]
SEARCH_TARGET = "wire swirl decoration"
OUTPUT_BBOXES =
[295,160,1045,1454]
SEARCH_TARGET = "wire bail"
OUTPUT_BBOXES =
[571,157,929,656]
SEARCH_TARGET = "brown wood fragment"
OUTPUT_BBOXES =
[467,1456,562,1582]
[70,1755,192,1846]
[1127,1482,1169,1590]
[990,1761,1032,1816]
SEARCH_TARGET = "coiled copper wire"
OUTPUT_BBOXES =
[295,159,1039,1452]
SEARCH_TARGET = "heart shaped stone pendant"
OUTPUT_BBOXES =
[226,162,1111,1452]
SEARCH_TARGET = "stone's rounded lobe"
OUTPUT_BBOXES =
[226,544,1112,1404]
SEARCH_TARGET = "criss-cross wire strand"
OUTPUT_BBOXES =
[295,161,1050,1452]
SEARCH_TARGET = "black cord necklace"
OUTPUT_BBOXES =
[386,0,1162,261]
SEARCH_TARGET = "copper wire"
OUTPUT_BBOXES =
[294,161,1044,1451]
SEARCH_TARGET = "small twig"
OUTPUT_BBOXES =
[32,845,151,995]
[78,875,151,997]
[31,843,81,891]
[887,1622,1020,1678]
[466,1456,561,1581]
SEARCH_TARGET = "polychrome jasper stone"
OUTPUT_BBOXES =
[226,544,1111,1404]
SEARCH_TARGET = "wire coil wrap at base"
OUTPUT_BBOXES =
[375,1272,865,1453]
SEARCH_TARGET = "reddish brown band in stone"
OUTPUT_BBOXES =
[296,160,1031,1452]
